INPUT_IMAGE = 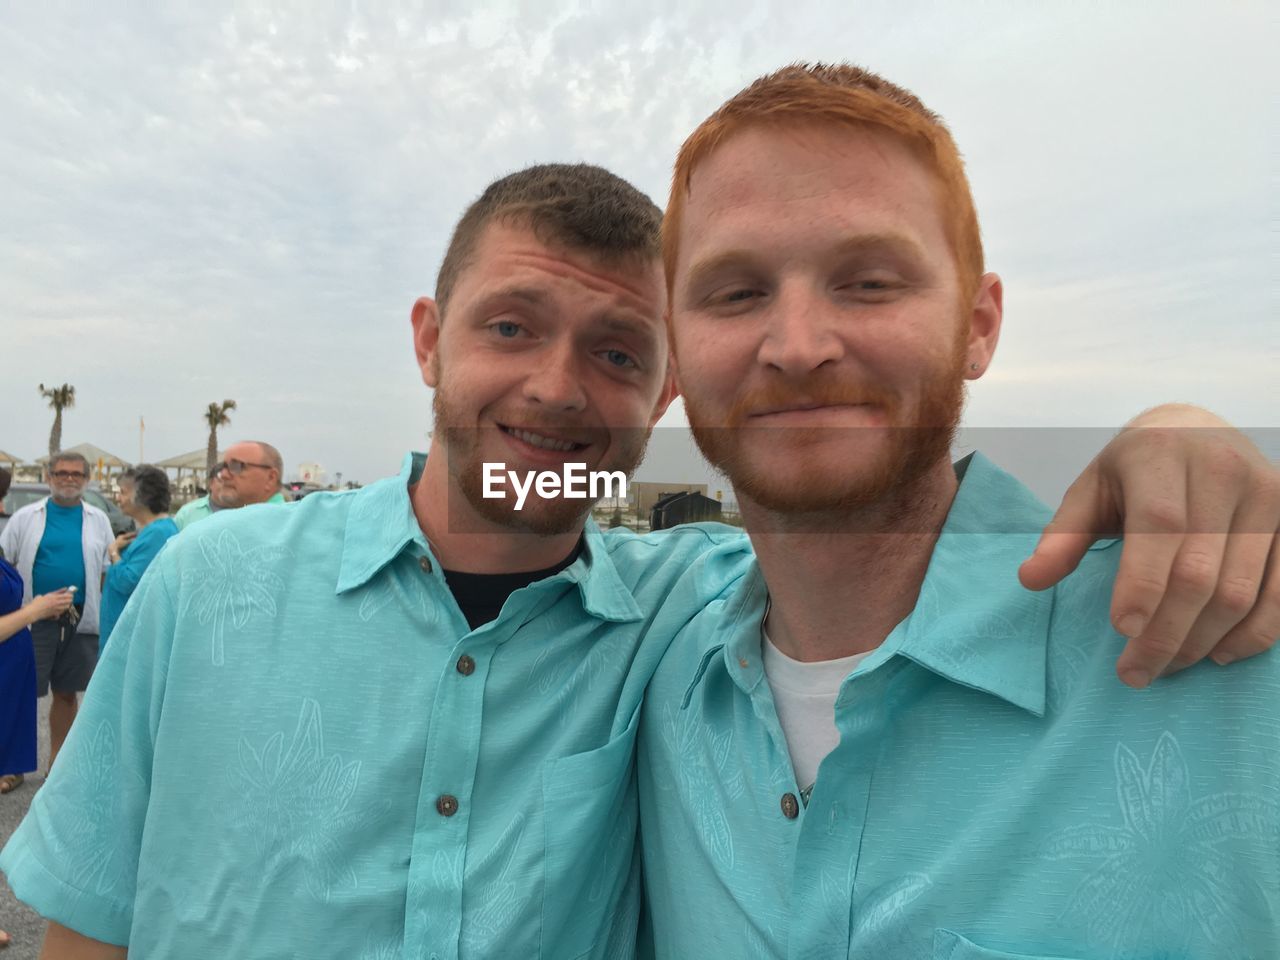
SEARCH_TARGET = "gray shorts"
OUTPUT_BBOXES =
[31,613,98,697]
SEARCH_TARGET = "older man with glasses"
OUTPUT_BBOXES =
[173,440,287,531]
[0,451,113,772]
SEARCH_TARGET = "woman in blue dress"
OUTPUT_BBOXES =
[99,464,179,653]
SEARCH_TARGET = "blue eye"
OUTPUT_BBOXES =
[495,321,522,338]
[604,349,636,368]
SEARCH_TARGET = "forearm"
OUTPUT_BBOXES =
[0,604,39,643]
[39,921,126,960]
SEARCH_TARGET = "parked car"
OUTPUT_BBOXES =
[0,482,135,537]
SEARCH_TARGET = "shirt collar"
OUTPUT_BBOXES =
[889,452,1053,717]
[335,453,644,623]
[686,453,1054,717]
[568,523,645,622]
[335,452,431,594]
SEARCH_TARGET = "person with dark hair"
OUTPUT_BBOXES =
[98,465,178,654]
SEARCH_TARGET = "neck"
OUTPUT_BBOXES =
[133,510,165,529]
[50,495,81,508]
[412,439,584,573]
[743,457,957,662]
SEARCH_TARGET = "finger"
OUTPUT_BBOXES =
[1171,527,1273,672]
[1019,465,1117,591]
[1123,531,1229,681]
[1210,533,1280,665]
[1158,449,1278,672]
[1106,462,1188,656]
[1116,529,1223,686]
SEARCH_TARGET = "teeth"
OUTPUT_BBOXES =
[512,428,578,452]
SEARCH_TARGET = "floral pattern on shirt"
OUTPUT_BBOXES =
[61,720,135,896]
[1044,731,1278,957]
[659,700,740,869]
[230,698,364,900]
[180,529,291,666]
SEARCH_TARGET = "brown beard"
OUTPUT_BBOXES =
[686,331,968,515]
[431,379,652,536]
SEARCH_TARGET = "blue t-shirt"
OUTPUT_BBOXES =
[32,501,86,601]
[99,517,179,652]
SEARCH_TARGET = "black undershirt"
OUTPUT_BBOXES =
[441,537,586,631]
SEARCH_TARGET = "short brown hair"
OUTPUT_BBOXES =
[435,163,662,316]
[665,63,983,304]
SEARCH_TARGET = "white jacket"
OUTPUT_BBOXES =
[0,496,113,634]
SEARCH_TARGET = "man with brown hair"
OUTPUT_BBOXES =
[2,164,694,960]
[5,158,1275,960]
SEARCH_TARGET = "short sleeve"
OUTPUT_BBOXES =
[0,550,179,946]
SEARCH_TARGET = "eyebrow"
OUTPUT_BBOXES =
[485,285,548,306]
[682,232,930,294]
[598,314,661,351]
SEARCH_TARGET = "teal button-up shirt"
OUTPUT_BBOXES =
[638,453,1280,960]
[1,454,739,960]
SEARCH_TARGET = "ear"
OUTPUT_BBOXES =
[648,354,680,428]
[411,297,443,388]
[964,273,1003,379]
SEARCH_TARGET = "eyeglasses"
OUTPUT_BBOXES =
[51,470,88,481]
[214,458,273,477]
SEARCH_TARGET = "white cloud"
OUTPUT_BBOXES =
[0,1,1272,483]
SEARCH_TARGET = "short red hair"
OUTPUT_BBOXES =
[664,63,984,305]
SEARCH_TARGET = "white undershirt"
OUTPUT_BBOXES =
[762,626,873,795]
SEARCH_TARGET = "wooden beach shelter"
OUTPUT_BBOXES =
[155,448,222,490]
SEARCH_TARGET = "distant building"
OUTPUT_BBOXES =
[650,491,722,531]
[629,481,709,520]
[296,461,326,484]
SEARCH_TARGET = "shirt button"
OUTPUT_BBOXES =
[456,654,476,676]
[780,792,800,820]
[436,794,459,817]
[419,556,433,574]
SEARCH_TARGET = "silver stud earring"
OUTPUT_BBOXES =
[969,362,979,371]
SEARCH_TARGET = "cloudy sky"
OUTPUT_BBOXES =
[1,1,1273,492]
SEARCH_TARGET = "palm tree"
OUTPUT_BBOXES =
[38,383,76,456]
[204,400,237,476]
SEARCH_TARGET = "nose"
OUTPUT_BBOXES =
[522,342,588,412]
[756,286,845,376]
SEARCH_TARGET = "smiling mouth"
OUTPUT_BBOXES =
[499,425,589,453]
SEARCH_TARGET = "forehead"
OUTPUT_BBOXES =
[453,222,666,325]
[225,442,261,460]
[50,459,85,472]
[677,122,948,270]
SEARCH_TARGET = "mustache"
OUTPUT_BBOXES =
[726,380,897,425]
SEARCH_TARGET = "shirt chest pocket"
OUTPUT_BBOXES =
[934,929,1096,960]
[540,707,642,960]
